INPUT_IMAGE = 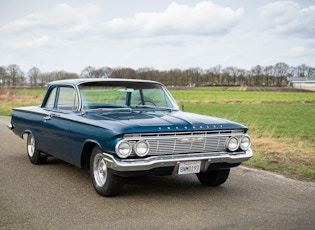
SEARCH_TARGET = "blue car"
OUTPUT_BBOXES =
[8,79,252,196]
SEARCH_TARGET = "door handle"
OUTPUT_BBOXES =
[50,113,60,118]
[44,114,60,121]
[44,115,51,121]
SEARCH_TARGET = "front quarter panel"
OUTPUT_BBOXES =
[65,116,122,167]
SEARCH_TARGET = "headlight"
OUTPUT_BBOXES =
[226,137,239,151]
[134,140,149,157]
[115,140,132,158]
[240,135,251,150]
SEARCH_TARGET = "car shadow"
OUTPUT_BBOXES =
[45,156,69,165]
[121,174,229,198]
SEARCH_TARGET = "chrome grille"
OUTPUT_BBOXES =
[124,130,244,156]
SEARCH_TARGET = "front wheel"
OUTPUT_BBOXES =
[27,133,47,164]
[90,146,123,197]
[196,169,230,186]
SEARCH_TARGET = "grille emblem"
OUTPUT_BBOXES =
[179,137,205,144]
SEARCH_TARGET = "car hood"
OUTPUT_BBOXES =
[82,110,247,134]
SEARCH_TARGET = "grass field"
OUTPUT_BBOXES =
[179,103,315,179]
[0,88,45,115]
[171,89,315,104]
[1,86,314,180]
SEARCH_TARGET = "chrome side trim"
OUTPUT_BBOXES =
[102,148,253,172]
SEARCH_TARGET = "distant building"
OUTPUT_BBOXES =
[287,77,315,88]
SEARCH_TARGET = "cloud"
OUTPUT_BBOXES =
[259,1,315,37]
[1,3,101,44]
[2,1,244,41]
[104,1,244,37]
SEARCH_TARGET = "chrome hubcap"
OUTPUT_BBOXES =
[93,153,107,187]
[28,136,35,157]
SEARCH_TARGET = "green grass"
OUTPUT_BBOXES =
[180,103,315,179]
[15,88,46,96]
[0,88,45,116]
[180,103,315,142]
[171,90,315,103]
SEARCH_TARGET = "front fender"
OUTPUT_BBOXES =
[80,140,104,170]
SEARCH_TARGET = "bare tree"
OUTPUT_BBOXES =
[167,69,182,86]
[81,66,113,78]
[2,62,315,87]
[251,65,264,86]
[223,66,243,86]
[81,66,96,78]
[294,64,314,78]
[263,66,274,86]
[6,64,25,86]
[28,67,41,86]
[91,67,111,78]
[274,62,289,86]
[102,67,113,78]
[207,65,222,85]
[0,66,7,86]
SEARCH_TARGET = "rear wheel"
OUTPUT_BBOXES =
[27,133,47,164]
[90,146,123,197]
[196,169,230,186]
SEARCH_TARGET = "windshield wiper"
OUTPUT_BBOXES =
[134,105,156,109]
[84,107,132,113]
[133,105,175,112]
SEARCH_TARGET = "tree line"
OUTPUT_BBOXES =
[1,63,314,87]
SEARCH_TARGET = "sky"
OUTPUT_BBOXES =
[0,0,314,74]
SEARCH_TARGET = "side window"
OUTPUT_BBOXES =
[44,87,57,109]
[57,87,78,111]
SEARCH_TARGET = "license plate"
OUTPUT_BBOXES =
[178,161,201,175]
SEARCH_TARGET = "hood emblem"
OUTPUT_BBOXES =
[179,137,205,144]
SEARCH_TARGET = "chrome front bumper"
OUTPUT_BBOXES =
[102,148,253,173]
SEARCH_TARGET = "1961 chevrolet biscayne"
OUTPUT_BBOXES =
[8,79,252,196]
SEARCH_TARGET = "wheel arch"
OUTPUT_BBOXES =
[22,129,34,139]
[80,140,102,170]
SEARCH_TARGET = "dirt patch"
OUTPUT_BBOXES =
[253,137,314,166]
[248,136,315,181]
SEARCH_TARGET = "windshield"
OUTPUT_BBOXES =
[79,81,179,111]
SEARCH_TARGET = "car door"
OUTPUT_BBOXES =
[43,85,78,163]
